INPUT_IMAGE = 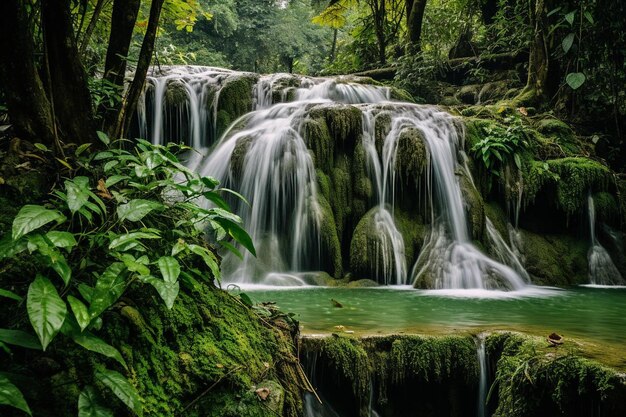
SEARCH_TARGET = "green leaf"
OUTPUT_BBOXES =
[34,143,49,152]
[215,218,256,257]
[514,153,523,170]
[75,143,92,157]
[78,284,94,303]
[562,33,575,53]
[95,369,143,416]
[565,10,575,25]
[0,329,42,350]
[157,256,180,283]
[202,191,231,211]
[187,244,221,281]
[0,234,28,260]
[27,234,72,286]
[109,231,161,251]
[0,374,32,415]
[12,205,66,240]
[120,254,151,276]
[239,293,253,308]
[67,296,91,331]
[566,72,586,90]
[97,131,110,146]
[78,386,114,417]
[144,277,179,309]
[89,263,127,319]
[27,275,67,351]
[66,177,91,214]
[46,231,77,250]
[117,200,164,222]
[105,175,129,188]
[0,288,22,302]
[584,11,594,24]
[220,240,243,260]
[71,333,127,369]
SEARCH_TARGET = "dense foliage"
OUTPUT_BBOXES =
[0,136,255,415]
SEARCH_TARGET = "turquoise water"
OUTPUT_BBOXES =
[236,285,626,346]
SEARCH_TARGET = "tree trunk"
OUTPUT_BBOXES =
[0,0,56,145]
[115,0,165,139]
[406,0,427,52]
[100,0,141,134]
[42,0,97,144]
[370,0,387,65]
[79,0,107,56]
[516,0,551,105]
[330,29,338,63]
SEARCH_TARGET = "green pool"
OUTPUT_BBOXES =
[235,285,626,347]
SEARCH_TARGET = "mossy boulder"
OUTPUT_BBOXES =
[350,207,413,284]
[165,80,189,106]
[216,74,258,137]
[459,172,485,241]
[486,332,626,417]
[308,104,362,149]
[316,194,343,278]
[7,281,304,417]
[517,229,588,285]
[395,127,428,186]
[389,87,415,103]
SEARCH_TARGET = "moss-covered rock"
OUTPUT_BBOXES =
[216,74,258,137]
[11,281,304,417]
[308,104,362,149]
[459,172,485,241]
[486,332,626,417]
[395,127,428,185]
[165,80,189,107]
[517,229,588,285]
[316,194,343,278]
[389,87,415,103]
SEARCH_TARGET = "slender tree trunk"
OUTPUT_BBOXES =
[370,0,387,65]
[79,0,107,56]
[42,0,96,144]
[330,29,338,63]
[406,0,427,52]
[115,0,165,139]
[0,0,56,145]
[100,0,141,134]
[517,0,551,105]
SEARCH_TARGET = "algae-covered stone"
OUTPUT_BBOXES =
[518,229,588,285]
[216,74,258,137]
[316,194,343,278]
[230,135,254,183]
[309,103,362,148]
[486,332,626,417]
[165,80,189,106]
[459,172,485,241]
[395,127,428,184]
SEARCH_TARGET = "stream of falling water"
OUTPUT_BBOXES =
[138,65,528,289]
[587,195,624,285]
[476,336,488,417]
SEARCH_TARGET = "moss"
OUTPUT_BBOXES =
[592,191,619,224]
[486,332,626,417]
[316,195,343,278]
[302,118,332,173]
[517,229,588,285]
[459,172,485,241]
[393,209,427,270]
[216,74,258,137]
[165,80,189,107]
[389,87,415,103]
[308,104,362,148]
[230,135,254,183]
[17,281,304,417]
[395,127,428,184]
[316,169,331,201]
[374,111,392,155]
[330,159,353,241]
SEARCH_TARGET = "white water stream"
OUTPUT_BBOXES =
[139,65,529,289]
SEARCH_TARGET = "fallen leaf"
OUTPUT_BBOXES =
[518,107,528,116]
[256,387,270,401]
[96,178,113,199]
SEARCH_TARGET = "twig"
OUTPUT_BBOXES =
[180,365,243,414]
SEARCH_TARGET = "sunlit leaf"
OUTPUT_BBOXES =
[12,205,66,240]
[27,275,67,351]
[95,369,142,416]
[0,374,31,415]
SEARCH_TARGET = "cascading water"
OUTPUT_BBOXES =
[140,65,529,289]
[476,336,488,417]
[587,195,624,285]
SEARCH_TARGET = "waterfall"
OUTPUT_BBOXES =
[485,219,530,283]
[587,195,624,285]
[139,65,528,289]
[476,336,488,417]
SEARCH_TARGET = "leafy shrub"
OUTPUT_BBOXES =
[0,134,254,416]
